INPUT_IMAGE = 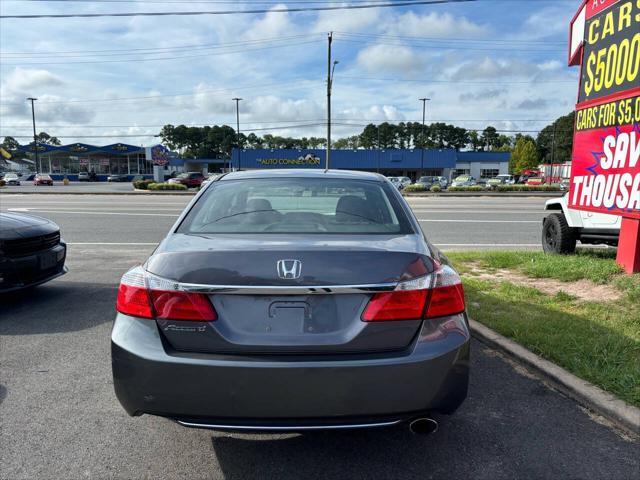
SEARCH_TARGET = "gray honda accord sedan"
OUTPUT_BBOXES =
[112,169,469,432]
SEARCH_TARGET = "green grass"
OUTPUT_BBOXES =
[448,250,640,407]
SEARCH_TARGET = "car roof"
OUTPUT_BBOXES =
[219,169,385,182]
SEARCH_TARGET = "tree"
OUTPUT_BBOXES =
[511,137,539,173]
[1,136,20,151]
[536,112,575,164]
[36,132,61,146]
[467,131,484,151]
[481,126,500,151]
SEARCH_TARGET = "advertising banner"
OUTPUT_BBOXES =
[570,95,640,219]
[569,0,640,271]
[569,0,640,219]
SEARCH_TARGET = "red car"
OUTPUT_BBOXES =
[33,174,54,186]
[168,172,205,188]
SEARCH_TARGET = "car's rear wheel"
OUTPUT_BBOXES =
[542,213,576,254]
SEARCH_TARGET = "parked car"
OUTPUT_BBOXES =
[3,173,20,185]
[451,175,476,187]
[387,176,401,189]
[416,176,448,189]
[543,193,620,253]
[107,174,129,182]
[112,169,469,433]
[398,176,412,189]
[0,213,67,292]
[168,172,205,188]
[33,174,53,186]
[78,171,98,182]
[476,178,490,189]
[487,174,515,188]
[526,177,545,186]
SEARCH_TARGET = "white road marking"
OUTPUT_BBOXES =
[6,208,179,217]
[436,243,540,247]
[418,219,539,223]
[68,242,158,246]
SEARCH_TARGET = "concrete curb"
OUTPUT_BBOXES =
[470,319,640,437]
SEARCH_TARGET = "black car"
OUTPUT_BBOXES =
[112,169,469,433]
[0,213,67,292]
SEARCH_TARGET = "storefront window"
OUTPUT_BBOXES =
[480,169,499,178]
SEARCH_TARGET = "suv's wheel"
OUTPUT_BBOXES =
[542,213,576,254]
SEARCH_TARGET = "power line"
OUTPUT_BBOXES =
[339,75,576,84]
[338,38,564,54]
[334,31,567,46]
[0,39,322,65]
[0,34,321,57]
[0,0,479,19]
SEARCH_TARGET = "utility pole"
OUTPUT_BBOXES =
[27,97,39,172]
[326,32,338,172]
[419,97,430,178]
[233,97,242,171]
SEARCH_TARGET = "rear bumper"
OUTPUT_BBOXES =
[111,313,470,429]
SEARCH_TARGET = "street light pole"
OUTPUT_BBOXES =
[27,97,39,172]
[233,97,242,171]
[326,32,338,172]
[419,98,430,178]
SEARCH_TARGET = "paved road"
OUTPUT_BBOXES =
[1,246,637,479]
[0,193,550,249]
[1,193,637,478]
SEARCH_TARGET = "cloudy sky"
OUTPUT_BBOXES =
[0,0,581,146]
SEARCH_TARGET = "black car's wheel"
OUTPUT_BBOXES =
[542,213,576,254]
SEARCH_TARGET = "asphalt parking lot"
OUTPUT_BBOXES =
[1,193,637,479]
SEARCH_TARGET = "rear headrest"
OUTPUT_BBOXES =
[335,195,373,222]
[246,198,273,212]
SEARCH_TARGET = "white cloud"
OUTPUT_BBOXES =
[1,68,64,93]
[356,44,423,73]
[314,7,380,32]
[384,11,489,38]
[244,4,295,41]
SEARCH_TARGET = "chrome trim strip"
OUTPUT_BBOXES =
[177,282,397,295]
[176,419,402,431]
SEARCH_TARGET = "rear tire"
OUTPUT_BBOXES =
[542,213,576,254]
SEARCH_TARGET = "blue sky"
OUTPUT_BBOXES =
[0,0,582,145]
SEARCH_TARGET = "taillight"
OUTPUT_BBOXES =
[116,266,217,321]
[361,264,464,322]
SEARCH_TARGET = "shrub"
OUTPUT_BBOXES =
[496,184,561,192]
[147,182,187,191]
[430,185,442,193]
[448,185,484,192]
[403,184,428,192]
[132,179,154,190]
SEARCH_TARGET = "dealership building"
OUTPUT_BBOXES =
[229,148,511,181]
[14,142,510,181]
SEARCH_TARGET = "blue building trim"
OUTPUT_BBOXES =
[456,151,511,163]
[230,148,459,170]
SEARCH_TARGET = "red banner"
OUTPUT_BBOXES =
[569,123,640,219]
[586,0,623,19]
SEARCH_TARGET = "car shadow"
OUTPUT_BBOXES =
[0,281,117,335]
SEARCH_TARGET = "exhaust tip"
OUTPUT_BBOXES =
[409,417,438,435]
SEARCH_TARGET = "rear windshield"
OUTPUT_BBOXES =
[178,177,414,235]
